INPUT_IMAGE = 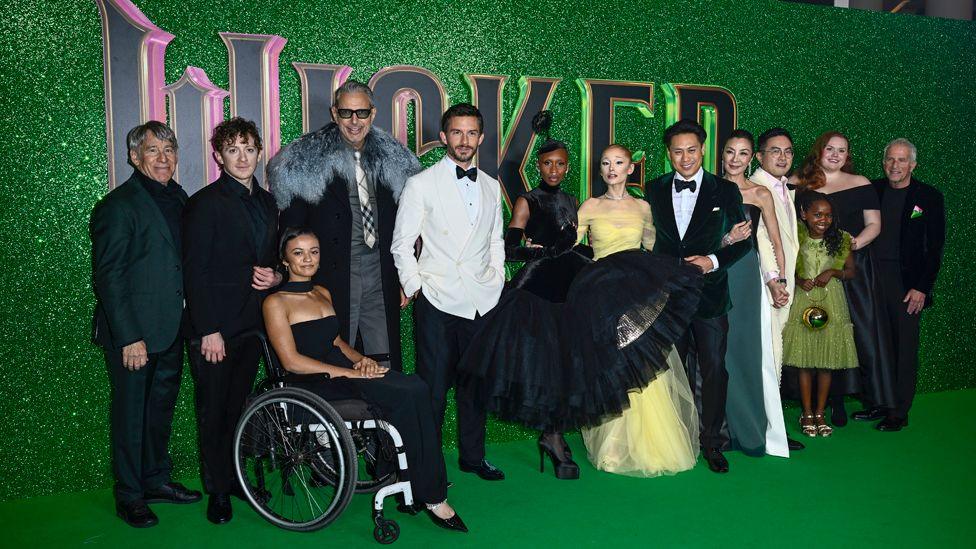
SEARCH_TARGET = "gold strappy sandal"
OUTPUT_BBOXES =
[814,414,833,438]
[799,414,818,438]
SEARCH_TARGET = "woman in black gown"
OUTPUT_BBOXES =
[459,113,703,478]
[793,132,895,424]
[263,228,467,533]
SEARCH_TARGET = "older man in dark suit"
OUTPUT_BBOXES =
[91,121,201,528]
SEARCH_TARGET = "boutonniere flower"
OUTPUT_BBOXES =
[911,205,924,219]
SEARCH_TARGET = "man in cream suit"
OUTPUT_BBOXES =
[391,103,506,481]
[751,128,798,375]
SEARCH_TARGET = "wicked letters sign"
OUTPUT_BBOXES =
[97,0,737,203]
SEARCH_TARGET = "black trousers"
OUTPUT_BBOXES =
[190,336,261,495]
[413,293,487,464]
[105,336,183,504]
[676,314,730,451]
[295,372,448,504]
[878,260,922,419]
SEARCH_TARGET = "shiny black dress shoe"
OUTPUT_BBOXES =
[207,494,232,524]
[425,508,468,533]
[703,448,729,474]
[829,396,848,427]
[538,436,580,480]
[787,437,806,451]
[116,500,158,528]
[876,417,908,432]
[853,406,887,421]
[144,482,203,504]
[458,459,505,481]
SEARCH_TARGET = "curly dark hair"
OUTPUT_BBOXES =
[797,190,844,257]
[210,116,263,154]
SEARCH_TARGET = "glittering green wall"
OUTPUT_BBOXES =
[1,0,973,500]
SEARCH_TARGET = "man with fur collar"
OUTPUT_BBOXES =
[269,80,420,371]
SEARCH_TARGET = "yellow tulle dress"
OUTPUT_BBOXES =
[577,200,700,477]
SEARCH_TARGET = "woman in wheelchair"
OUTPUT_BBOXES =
[262,227,467,533]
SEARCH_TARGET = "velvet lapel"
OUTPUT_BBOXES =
[682,171,717,242]
[652,174,680,241]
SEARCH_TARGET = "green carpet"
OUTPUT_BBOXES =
[4,389,974,548]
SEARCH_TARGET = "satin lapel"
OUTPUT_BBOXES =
[652,175,680,241]
[130,180,177,251]
[434,161,473,250]
[683,172,716,242]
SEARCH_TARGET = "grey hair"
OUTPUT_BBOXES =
[884,138,917,162]
[334,79,374,106]
[126,121,178,167]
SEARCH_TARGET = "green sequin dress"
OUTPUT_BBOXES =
[782,224,858,370]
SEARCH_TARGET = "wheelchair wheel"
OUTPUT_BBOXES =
[234,387,356,532]
[352,427,397,494]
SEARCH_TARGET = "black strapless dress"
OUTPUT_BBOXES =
[459,186,702,432]
[288,316,447,504]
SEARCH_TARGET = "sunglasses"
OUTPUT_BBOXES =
[335,108,373,120]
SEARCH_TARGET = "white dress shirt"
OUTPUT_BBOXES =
[451,159,481,225]
[671,167,718,271]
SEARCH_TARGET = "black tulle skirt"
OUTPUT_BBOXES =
[459,248,702,432]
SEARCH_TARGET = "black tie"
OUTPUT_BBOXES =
[456,165,477,182]
[674,178,697,193]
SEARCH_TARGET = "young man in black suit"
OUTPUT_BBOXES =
[864,138,945,431]
[91,121,202,528]
[182,117,281,523]
[645,119,750,473]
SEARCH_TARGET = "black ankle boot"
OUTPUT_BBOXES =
[538,434,580,480]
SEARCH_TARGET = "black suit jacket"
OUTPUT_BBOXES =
[182,173,278,340]
[278,173,403,368]
[646,170,750,319]
[90,172,187,352]
[872,177,945,307]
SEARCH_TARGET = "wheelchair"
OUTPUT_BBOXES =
[232,331,412,544]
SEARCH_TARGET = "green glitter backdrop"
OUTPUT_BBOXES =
[0,0,973,501]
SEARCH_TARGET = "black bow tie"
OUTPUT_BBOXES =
[456,165,477,182]
[674,178,697,193]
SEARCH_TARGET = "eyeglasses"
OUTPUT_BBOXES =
[335,108,373,120]
[760,147,794,158]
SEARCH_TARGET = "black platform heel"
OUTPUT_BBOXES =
[538,435,580,480]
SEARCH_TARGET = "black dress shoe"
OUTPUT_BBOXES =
[207,494,232,524]
[458,459,505,481]
[876,417,908,432]
[787,437,806,451]
[829,397,848,427]
[116,500,158,528]
[425,508,468,533]
[702,448,729,474]
[144,482,203,504]
[853,407,887,421]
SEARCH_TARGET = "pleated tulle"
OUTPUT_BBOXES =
[460,248,702,432]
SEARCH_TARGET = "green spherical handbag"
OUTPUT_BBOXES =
[802,287,830,330]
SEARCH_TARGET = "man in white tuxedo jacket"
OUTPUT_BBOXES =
[751,128,798,379]
[391,103,506,480]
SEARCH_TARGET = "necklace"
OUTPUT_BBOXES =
[602,192,628,201]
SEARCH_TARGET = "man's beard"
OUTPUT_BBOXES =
[446,144,475,163]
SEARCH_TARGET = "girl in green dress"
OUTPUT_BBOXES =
[783,192,858,438]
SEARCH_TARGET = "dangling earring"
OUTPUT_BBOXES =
[746,160,755,179]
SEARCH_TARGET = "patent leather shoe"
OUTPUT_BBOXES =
[787,437,806,451]
[458,459,505,481]
[876,416,908,432]
[425,508,468,533]
[853,407,887,422]
[143,482,202,504]
[703,448,729,473]
[116,500,158,528]
[207,494,232,524]
[538,436,580,480]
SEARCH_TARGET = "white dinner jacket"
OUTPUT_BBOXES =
[751,167,799,306]
[391,156,505,319]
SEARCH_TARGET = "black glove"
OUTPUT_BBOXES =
[505,227,546,261]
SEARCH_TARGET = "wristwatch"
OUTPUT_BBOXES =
[776,278,787,285]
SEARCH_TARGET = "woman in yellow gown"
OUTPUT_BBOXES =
[578,145,700,477]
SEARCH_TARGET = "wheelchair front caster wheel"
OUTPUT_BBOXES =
[373,520,399,544]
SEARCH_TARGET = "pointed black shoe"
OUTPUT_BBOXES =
[703,448,729,474]
[538,436,580,480]
[787,437,806,451]
[116,500,158,528]
[425,508,468,533]
[853,406,887,421]
[876,417,908,432]
[207,494,232,524]
[458,459,505,481]
[144,482,202,504]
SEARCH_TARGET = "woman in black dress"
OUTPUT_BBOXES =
[793,131,895,424]
[262,228,467,533]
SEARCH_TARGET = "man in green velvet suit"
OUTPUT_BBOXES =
[646,119,750,474]
[90,121,201,528]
